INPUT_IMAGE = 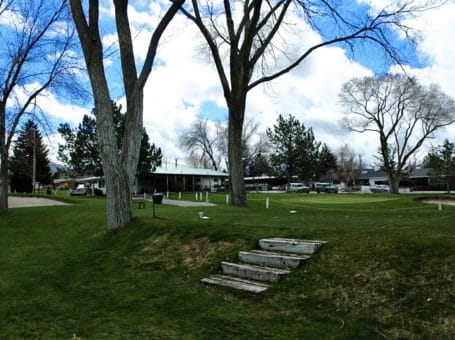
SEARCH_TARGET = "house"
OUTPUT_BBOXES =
[54,163,229,195]
[357,168,433,191]
[140,163,228,194]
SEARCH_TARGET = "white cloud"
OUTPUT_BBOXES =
[37,91,91,125]
[388,3,455,150]
[44,132,65,165]
[8,83,90,126]
[8,85,89,164]
[134,14,225,161]
[43,1,455,166]
[136,1,455,165]
[134,5,375,163]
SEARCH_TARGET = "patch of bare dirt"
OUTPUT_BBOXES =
[135,234,246,270]
[181,237,241,270]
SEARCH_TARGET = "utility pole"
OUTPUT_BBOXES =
[31,127,36,193]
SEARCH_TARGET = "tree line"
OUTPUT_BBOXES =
[9,114,454,195]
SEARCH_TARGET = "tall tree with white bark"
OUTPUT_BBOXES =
[69,0,184,229]
[340,74,455,193]
[0,0,78,211]
[180,0,443,206]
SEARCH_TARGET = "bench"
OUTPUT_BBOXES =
[132,197,146,209]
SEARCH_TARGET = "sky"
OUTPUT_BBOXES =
[21,0,455,168]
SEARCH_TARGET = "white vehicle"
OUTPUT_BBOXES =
[370,184,390,193]
[314,182,338,193]
[288,183,310,193]
[70,184,88,196]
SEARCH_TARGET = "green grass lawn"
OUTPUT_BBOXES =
[1,193,454,338]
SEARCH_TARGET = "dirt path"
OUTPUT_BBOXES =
[8,197,69,208]
[423,199,455,206]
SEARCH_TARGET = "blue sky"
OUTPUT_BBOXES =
[5,0,455,166]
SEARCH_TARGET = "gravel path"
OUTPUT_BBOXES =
[8,197,69,208]
[162,198,216,207]
[423,199,455,206]
[8,197,215,208]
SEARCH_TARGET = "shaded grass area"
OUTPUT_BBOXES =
[0,193,454,338]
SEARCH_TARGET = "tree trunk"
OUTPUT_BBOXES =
[95,95,134,230]
[122,93,143,188]
[0,102,8,212]
[388,174,400,194]
[0,149,8,211]
[103,165,132,229]
[228,101,247,206]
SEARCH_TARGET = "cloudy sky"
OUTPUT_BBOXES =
[43,0,455,168]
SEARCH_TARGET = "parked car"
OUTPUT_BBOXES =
[314,182,338,193]
[70,184,88,196]
[370,184,390,193]
[288,183,310,193]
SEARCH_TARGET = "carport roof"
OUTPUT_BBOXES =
[358,168,430,179]
[154,164,228,177]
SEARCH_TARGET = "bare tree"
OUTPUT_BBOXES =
[0,0,79,211]
[336,144,360,187]
[215,116,260,171]
[0,0,13,16]
[179,118,221,170]
[70,0,184,230]
[340,74,455,193]
[180,0,443,206]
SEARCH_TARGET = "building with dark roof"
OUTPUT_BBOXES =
[357,168,432,189]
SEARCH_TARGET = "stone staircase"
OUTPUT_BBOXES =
[201,238,327,293]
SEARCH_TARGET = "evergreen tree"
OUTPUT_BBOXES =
[295,126,321,182]
[317,144,338,181]
[10,121,52,193]
[137,131,162,176]
[58,115,102,177]
[245,153,271,178]
[266,114,323,183]
[426,139,455,193]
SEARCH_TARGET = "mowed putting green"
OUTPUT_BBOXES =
[283,193,398,205]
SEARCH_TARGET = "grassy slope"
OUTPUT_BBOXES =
[0,193,453,338]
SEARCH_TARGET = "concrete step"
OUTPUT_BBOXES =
[221,261,291,283]
[259,238,327,255]
[239,250,311,269]
[201,274,270,293]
